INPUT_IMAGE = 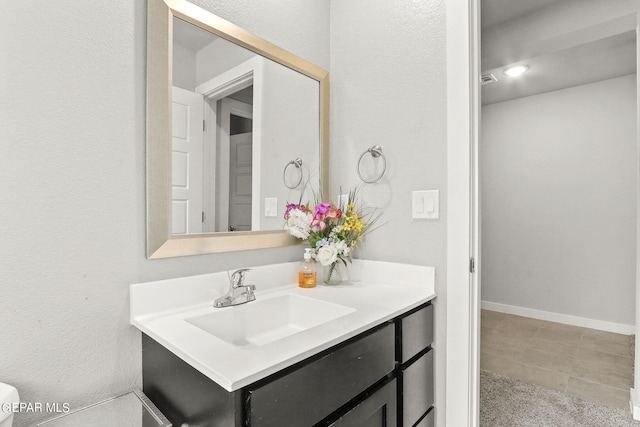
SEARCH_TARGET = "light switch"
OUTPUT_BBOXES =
[265,198,278,217]
[412,190,439,219]
[425,197,435,213]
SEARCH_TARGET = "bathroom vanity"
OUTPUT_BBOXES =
[140,3,437,424]
[131,260,436,426]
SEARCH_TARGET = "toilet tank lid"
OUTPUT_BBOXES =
[0,383,19,422]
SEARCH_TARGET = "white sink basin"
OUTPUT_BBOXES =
[185,294,356,347]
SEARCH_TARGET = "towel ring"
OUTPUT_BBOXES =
[283,158,303,189]
[357,145,386,183]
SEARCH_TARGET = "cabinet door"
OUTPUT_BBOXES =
[401,303,434,363]
[329,380,397,427]
[402,350,434,427]
[142,334,242,427]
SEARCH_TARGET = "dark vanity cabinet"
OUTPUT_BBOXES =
[329,379,397,427]
[397,303,435,427]
[143,301,434,427]
[247,324,395,426]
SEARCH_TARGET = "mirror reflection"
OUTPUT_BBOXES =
[170,17,320,235]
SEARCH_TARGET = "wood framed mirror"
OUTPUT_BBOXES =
[147,0,329,258]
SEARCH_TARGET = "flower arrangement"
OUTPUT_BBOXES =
[284,189,382,283]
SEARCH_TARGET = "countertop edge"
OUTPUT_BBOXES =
[133,289,436,392]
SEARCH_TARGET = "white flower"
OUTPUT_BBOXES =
[285,210,313,239]
[316,244,338,266]
[333,240,350,256]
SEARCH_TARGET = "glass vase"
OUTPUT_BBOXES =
[322,262,343,285]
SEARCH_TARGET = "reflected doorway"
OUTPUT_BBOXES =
[226,110,253,232]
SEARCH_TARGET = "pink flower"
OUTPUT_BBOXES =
[325,209,339,219]
[311,219,326,231]
[315,203,331,215]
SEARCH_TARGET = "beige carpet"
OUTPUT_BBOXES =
[480,371,640,426]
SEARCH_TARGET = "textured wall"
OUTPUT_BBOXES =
[191,0,330,71]
[0,1,329,426]
[1,0,449,425]
[482,75,637,326]
[329,0,447,425]
[329,0,447,268]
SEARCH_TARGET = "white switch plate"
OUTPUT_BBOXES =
[265,198,278,217]
[412,190,439,219]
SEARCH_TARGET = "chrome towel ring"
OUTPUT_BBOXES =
[283,158,304,189]
[357,145,386,183]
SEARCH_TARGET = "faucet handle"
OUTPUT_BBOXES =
[230,268,252,287]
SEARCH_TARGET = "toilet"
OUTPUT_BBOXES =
[0,383,19,427]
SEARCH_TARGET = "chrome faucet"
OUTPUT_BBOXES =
[214,268,256,308]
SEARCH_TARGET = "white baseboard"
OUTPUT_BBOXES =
[481,301,635,335]
[630,388,640,420]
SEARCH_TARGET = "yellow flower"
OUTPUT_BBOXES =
[344,211,364,233]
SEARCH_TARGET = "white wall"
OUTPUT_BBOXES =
[1,0,450,425]
[196,37,255,87]
[172,42,197,90]
[329,0,448,424]
[481,75,637,328]
[0,1,328,426]
[194,0,330,72]
[259,59,320,231]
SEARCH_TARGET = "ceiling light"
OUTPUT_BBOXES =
[503,65,528,77]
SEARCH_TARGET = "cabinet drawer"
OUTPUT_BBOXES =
[401,303,433,363]
[329,379,396,427]
[402,349,434,427]
[248,323,395,427]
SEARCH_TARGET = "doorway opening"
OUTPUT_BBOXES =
[478,0,639,419]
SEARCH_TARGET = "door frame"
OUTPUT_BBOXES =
[446,1,480,426]
[219,98,253,231]
[449,2,640,424]
[630,10,640,420]
[195,56,265,232]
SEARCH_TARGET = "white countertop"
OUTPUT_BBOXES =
[130,260,436,391]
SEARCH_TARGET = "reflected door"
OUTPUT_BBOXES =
[171,86,204,234]
[228,132,252,231]
[216,98,253,232]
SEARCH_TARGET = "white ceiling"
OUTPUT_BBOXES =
[481,0,563,30]
[481,0,637,105]
[173,17,218,52]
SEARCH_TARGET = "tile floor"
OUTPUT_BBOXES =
[481,309,634,410]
